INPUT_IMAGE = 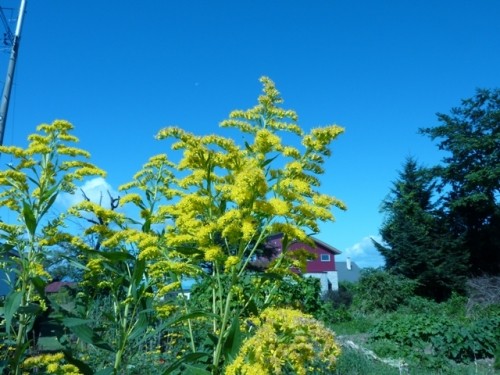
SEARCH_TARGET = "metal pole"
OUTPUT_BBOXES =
[0,0,27,146]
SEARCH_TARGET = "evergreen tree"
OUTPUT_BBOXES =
[420,89,500,275]
[374,157,467,300]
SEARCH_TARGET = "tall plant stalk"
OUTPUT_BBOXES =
[0,120,105,374]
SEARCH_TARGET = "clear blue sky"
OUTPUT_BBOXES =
[1,0,500,268]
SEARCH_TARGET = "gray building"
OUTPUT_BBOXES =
[335,258,361,283]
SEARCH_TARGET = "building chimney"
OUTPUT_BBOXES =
[346,257,352,270]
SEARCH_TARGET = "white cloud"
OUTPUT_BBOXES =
[57,177,119,209]
[337,235,385,269]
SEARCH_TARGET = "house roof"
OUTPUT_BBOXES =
[45,281,77,293]
[311,237,342,255]
[336,261,362,283]
[267,233,342,255]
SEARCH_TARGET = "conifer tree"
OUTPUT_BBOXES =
[374,157,467,300]
[420,89,500,275]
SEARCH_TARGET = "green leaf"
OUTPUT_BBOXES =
[261,154,278,167]
[30,276,47,299]
[128,314,148,342]
[22,200,37,236]
[0,243,15,255]
[86,249,134,262]
[65,322,113,351]
[132,258,146,286]
[145,189,153,203]
[17,303,42,315]
[95,368,114,375]
[142,219,151,233]
[62,318,93,327]
[39,191,59,218]
[162,352,209,375]
[223,316,242,362]
[244,141,252,152]
[4,291,22,333]
[183,364,211,375]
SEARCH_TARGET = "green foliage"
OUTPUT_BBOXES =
[273,276,324,315]
[324,282,354,309]
[420,88,500,275]
[1,78,345,374]
[321,283,355,324]
[370,312,500,368]
[352,268,417,313]
[374,157,467,301]
[0,120,105,374]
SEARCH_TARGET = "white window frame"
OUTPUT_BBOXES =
[320,254,331,262]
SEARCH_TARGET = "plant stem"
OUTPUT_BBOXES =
[212,267,236,372]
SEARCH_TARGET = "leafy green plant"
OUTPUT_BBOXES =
[495,344,500,370]
[432,316,500,362]
[353,269,417,313]
[370,312,500,369]
[1,78,346,374]
[117,76,345,373]
[0,120,105,374]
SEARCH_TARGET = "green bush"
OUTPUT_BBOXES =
[352,269,417,313]
[495,345,500,369]
[324,282,354,309]
[370,312,500,367]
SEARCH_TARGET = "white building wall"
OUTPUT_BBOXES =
[304,271,339,293]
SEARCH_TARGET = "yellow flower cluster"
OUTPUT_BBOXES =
[254,129,282,154]
[0,145,25,157]
[203,245,223,262]
[157,281,181,298]
[148,260,199,280]
[225,308,341,375]
[228,163,267,206]
[302,125,344,156]
[224,255,240,270]
[69,200,125,225]
[23,352,82,374]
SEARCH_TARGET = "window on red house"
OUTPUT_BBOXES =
[320,254,331,262]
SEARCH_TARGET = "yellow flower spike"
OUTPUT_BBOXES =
[254,128,281,154]
[119,193,143,206]
[0,145,26,157]
[268,198,290,216]
[224,256,240,270]
[204,245,224,262]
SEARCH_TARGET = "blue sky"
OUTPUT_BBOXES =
[1,0,500,268]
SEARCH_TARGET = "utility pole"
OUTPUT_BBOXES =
[0,0,27,146]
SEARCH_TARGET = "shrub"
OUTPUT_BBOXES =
[352,269,417,313]
[370,312,500,367]
[324,282,354,309]
[495,345,500,369]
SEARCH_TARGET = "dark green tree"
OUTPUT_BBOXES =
[420,89,500,275]
[373,157,467,300]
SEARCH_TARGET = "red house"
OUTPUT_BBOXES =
[266,233,342,292]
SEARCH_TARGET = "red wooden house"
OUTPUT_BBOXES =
[266,233,342,292]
